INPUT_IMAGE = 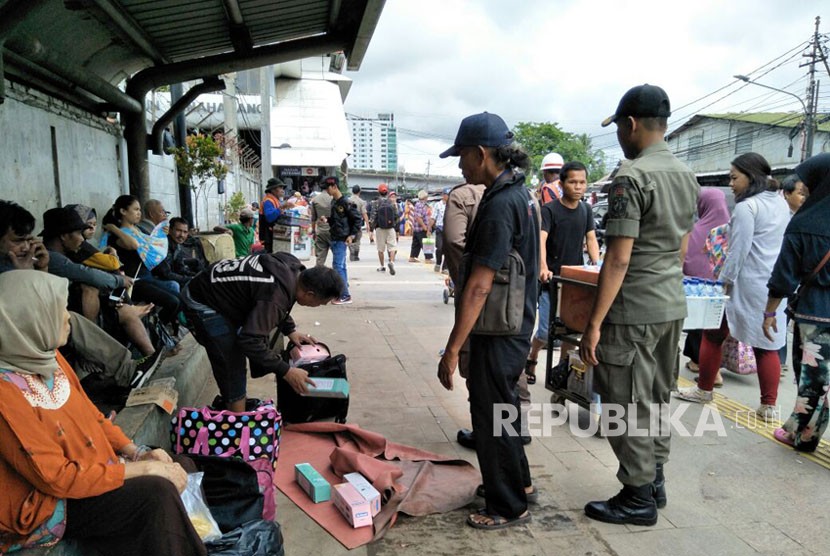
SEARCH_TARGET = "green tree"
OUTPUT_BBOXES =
[512,122,607,182]
[172,134,228,228]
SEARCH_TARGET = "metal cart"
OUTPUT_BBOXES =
[543,275,598,411]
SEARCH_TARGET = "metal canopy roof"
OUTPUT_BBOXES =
[0,0,384,112]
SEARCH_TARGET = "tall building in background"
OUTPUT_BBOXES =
[347,113,398,172]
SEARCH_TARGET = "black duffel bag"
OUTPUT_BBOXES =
[185,454,264,533]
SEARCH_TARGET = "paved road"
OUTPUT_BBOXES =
[242,236,828,556]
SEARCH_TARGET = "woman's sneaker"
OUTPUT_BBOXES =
[674,386,713,403]
[756,404,778,422]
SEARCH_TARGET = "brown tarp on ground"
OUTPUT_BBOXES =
[274,423,480,548]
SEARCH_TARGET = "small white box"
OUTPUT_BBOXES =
[683,296,728,330]
[344,472,381,516]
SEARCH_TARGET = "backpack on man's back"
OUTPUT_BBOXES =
[373,199,397,230]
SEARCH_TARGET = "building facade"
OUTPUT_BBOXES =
[347,113,398,172]
[666,112,830,173]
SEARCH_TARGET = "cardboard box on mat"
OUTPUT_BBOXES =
[333,483,373,528]
[344,472,381,516]
[295,463,331,503]
[558,265,600,333]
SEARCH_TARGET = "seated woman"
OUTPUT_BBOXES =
[0,271,205,556]
[101,195,181,326]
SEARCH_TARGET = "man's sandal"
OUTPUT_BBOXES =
[476,484,539,504]
[466,508,531,530]
[525,359,538,385]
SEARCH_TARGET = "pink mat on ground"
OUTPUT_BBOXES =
[274,422,480,549]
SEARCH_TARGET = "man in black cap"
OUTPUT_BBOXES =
[259,178,286,253]
[579,84,698,526]
[437,112,539,530]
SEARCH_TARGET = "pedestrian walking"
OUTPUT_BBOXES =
[409,191,431,262]
[348,185,370,261]
[310,184,333,267]
[323,177,361,305]
[431,188,450,272]
[765,153,830,452]
[580,84,698,526]
[437,111,539,530]
[371,184,400,275]
[676,153,788,422]
[537,152,564,204]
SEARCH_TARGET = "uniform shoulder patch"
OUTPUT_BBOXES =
[608,177,634,219]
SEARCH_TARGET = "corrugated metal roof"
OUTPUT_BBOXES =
[1,0,383,110]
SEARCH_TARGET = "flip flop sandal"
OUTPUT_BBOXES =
[476,484,539,504]
[466,508,531,530]
[525,359,538,385]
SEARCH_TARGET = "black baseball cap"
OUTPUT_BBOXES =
[601,84,671,127]
[40,207,92,239]
[439,112,514,158]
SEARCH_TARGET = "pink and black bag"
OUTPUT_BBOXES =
[172,400,281,521]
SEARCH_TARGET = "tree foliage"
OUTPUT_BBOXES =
[512,122,608,182]
[172,133,229,228]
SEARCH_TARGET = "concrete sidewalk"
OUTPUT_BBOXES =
[243,236,828,556]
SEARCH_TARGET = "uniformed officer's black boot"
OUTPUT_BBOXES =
[584,485,657,526]
[652,464,667,509]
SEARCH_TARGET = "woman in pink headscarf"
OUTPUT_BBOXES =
[682,188,731,375]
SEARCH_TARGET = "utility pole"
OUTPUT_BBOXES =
[800,16,821,159]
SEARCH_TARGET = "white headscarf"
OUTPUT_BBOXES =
[0,271,69,379]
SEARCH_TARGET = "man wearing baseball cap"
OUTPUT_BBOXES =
[437,112,539,530]
[579,84,698,526]
[370,183,400,274]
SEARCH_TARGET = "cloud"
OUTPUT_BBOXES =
[345,0,828,177]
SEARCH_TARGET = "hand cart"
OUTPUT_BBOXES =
[543,273,601,414]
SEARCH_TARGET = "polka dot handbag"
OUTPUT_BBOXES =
[171,400,282,463]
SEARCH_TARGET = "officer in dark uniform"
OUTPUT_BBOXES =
[438,112,539,530]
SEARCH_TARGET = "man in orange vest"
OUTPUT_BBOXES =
[260,178,285,253]
[538,152,564,205]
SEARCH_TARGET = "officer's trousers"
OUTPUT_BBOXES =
[592,320,683,487]
[469,334,532,518]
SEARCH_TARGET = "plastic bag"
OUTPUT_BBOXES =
[182,472,222,542]
[205,520,284,556]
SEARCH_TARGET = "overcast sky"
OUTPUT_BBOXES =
[344,0,829,178]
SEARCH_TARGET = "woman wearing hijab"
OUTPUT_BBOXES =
[764,153,830,452]
[682,188,731,376]
[677,153,789,421]
[0,271,205,556]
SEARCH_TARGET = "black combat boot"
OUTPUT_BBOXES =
[652,463,666,509]
[584,484,658,526]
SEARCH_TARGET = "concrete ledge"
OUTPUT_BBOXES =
[114,334,211,447]
[20,336,213,556]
